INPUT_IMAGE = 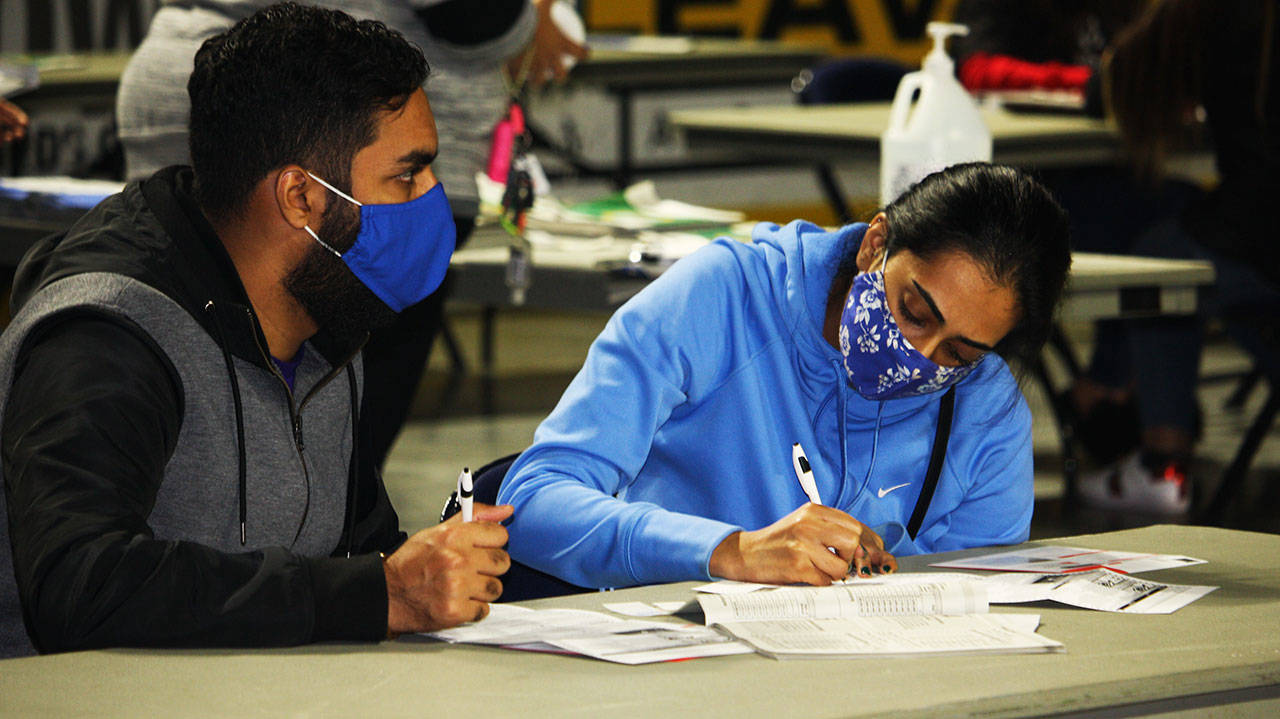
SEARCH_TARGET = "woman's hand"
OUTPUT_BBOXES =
[709,504,897,586]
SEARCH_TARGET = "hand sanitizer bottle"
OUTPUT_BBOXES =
[879,22,992,205]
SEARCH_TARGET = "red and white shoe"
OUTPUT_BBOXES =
[1076,451,1191,516]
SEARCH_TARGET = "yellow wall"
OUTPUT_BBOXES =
[584,0,961,64]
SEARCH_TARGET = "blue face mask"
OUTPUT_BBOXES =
[303,172,456,313]
[837,251,980,400]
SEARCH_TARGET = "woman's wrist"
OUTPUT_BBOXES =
[708,531,745,579]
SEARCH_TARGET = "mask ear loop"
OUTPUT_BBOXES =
[305,171,363,206]
[303,225,344,258]
[302,170,361,258]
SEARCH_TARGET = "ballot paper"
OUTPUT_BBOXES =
[981,569,1217,613]
[697,581,988,626]
[694,582,1063,659]
[603,600,697,617]
[695,572,1004,594]
[931,546,1206,574]
[717,614,1064,660]
[693,567,1215,619]
[692,580,776,595]
[424,604,751,664]
[538,625,753,665]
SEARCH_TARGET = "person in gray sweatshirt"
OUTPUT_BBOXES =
[0,3,511,658]
[115,0,584,469]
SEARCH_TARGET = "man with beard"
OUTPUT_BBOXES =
[0,3,510,658]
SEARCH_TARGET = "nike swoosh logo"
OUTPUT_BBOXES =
[877,482,911,499]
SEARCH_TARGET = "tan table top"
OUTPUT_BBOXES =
[670,102,1120,167]
[2,524,1276,718]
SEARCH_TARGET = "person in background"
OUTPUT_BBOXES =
[951,0,1144,111]
[498,164,1071,591]
[115,0,586,470]
[0,4,511,659]
[1075,0,1280,514]
[0,99,27,145]
[952,0,1201,475]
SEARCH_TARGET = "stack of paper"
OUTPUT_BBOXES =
[424,546,1217,664]
[424,604,751,665]
[694,581,1063,659]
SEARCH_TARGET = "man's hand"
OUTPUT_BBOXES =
[1,99,28,145]
[708,504,897,586]
[383,503,513,637]
[506,0,589,87]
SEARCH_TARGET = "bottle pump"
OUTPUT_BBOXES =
[879,22,992,205]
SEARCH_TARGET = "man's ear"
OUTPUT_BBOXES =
[274,166,323,231]
[855,212,888,273]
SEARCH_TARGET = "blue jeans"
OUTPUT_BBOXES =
[1124,218,1280,434]
[1040,168,1200,389]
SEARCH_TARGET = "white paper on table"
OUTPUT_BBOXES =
[603,600,696,617]
[848,572,1061,602]
[424,604,670,645]
[545,624,754,664]
[1038,569,1216,614]
[692,580,775,595]
[931,546,1206,574]
[976,573,1060,603]
[718,613,1062,659]
[994,613,1044,634]
[698,582,988,626]
[634,230,710,262]
[623,181,745,223]
[837,572,988,587]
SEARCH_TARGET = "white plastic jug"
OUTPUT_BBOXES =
[879,22,992,205]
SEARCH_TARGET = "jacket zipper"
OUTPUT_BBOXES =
[244,308,365,543]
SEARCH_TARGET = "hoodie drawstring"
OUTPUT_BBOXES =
[344,365,360,557]
[205,301,249,546]
[203,302,363,553]
[828,359,884,510]
[860,401,885,497]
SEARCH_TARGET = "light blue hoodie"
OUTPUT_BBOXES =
[499,221,1033,589]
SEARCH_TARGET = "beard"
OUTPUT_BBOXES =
[284,199,397,348]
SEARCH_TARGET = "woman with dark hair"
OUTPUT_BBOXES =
[1075,0,1280,514]
[496,163,1071,590]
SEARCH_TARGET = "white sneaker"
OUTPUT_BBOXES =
[1075,450,1191,516]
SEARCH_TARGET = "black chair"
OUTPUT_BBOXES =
[1200,305,1280,524]
[440,452,592,602]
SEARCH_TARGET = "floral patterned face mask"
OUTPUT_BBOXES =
[837,250,978,401]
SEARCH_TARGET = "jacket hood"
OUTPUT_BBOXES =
[11,166,359,368]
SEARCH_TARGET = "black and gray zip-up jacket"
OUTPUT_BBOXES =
[0,166,406,658]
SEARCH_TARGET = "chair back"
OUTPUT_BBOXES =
[795,57,909,105]
[439,452,592,602]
